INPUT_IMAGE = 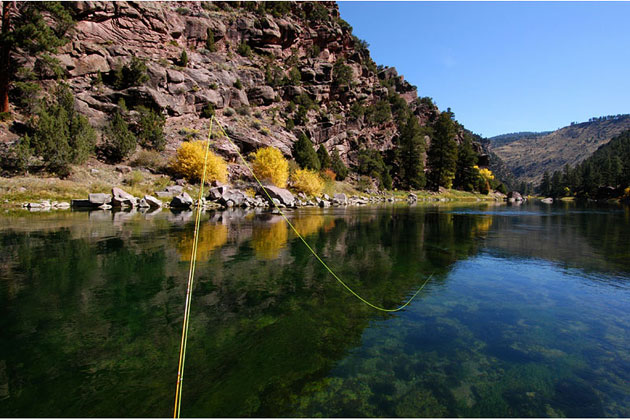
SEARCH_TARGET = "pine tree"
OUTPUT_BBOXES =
[1,2,74,113]
[104,110,136,163]
[317,145,331,170]
[330,149,348,180]
[540,171,551,196]
[398,114,426,189]
[29,84,95,175]
[293,132,320,170]
[550,170,563,198]
[453,134,478,192]
[427,111,458,190]
[205,28,216,52]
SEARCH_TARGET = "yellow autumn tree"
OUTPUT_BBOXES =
[171,140,228,183]
[251,146,288,188]
[291,168,324,196]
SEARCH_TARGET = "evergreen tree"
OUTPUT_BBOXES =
[550,170,563,198]
[427,111,458,190]
[330,149,348,180]
[1,2,74,112]
[317,145,331,170]
[540,171,551,196]
[453,134,478,192]
[29,84,95,176]
[293,132,320,170]
[136,106,166,151]
[205,29,216,52]
[104,110,136,163]
[398,113,426,189]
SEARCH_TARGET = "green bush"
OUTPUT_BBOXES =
[179,49,188,67]
[237,42,252,58]
[112,57,149,90]
[103,110,136,162]
[200,102,215,119]
[233,79,243,90]
[136,106,166,151]
[131,149,167,173]
[332,58,353,88]
[365,100,392,125]
[205,29,217,52]
[29,84,96,175]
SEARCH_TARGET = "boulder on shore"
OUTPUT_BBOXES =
[111,187,137,207]
[170,192,194,208]
[260,185,295,207]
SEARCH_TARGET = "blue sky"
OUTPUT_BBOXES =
[337,2,630,137]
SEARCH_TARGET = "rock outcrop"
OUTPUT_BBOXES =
[3,1,488,188]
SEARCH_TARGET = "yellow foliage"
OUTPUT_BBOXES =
[170,140,228,184]
[292,168,324,196]
[478,168,495,181]
[624,187,630,198]
[292,214,325,237]
[251,147,289,188]
[177,223,228,261]
[251,218,287,260]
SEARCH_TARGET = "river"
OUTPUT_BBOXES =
[0,201,629,417]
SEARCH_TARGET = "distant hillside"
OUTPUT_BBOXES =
[488,131,550,147]
[490,115,630,184]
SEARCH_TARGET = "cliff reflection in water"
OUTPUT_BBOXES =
[0,203,629,417]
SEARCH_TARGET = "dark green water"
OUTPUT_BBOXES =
[1,202,629,417]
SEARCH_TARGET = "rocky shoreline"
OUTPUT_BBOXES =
[20,182,424,212]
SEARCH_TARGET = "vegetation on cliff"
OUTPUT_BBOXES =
[0,1,509,201]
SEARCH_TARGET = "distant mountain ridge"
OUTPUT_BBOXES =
[489,114,630,184]
[488,131,551,147]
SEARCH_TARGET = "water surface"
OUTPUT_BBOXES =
[0,201,629,417]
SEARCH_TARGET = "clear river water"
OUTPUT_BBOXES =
[0,201,629,417]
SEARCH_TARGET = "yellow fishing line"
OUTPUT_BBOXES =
[174,118,433,417]
[173,119,214,418]
[212,116,433,312]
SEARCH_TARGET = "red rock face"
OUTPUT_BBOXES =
[6,1,476,173]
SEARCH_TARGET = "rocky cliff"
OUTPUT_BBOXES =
[3,1,486,184]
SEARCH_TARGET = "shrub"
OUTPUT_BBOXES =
[200,102,215,119]
[136,106,166,151]
[125,170,144,187]
[285,119,295,130]
[175,7,190,16]
[29,84,96,175]
[179,49,188,67]
[103,111,136,162]
[131,149,167,173]
[111,57,149,90]
[236,105,249,116]
[332,58,353,88]
[171,140,228,184]
[251,147,288,188]
[233,79,243,89]
[205,29,217,52]
[321,168,336,181]
[292,168,324,196]
[237,42,252,58]
[223,107,235,117]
